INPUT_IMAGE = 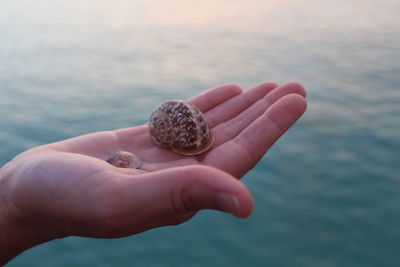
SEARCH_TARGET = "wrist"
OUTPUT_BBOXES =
[0,164,54,265]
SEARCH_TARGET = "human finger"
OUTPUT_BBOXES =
[187,84,242,112]
[114,84,243,151]
[203,82,278,128]
[211,82,306,147]
[114,165,253,224]
[202,94,307,178]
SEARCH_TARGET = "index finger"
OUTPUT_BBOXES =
[202,94,307,178]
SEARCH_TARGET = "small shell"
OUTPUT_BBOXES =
[107,151,142,168]
[148,99,214,155]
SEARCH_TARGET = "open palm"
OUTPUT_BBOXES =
[3,82,306,242]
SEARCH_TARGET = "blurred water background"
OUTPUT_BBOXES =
[1,0,399,266]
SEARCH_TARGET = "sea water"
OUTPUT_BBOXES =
[1,1,399,266]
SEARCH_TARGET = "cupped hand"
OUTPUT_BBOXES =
[1,82,307,243]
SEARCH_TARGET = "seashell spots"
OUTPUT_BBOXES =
[148,100,214,155]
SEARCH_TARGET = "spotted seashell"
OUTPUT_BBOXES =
[107,151,142,168]
[148,99,214,155]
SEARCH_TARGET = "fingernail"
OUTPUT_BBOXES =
[216,193,241,217]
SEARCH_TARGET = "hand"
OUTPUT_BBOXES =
[0,82,306,263]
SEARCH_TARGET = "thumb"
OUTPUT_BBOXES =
[127,165,253,219]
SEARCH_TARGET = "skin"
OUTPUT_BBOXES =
[0,81,307,264]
